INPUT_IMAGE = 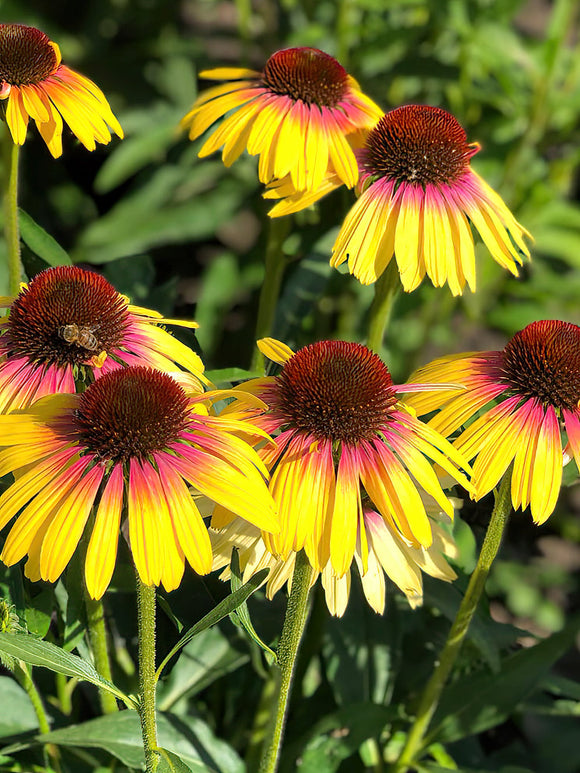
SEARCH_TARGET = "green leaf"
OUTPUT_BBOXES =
[157,626,248,712]
[28,711,243,773]
[282,703,397,773]
[0,632,135,709]
[205,367,261,386]
[158,748,195,773]
[24,588,54,639]
[18,208,71,267]
[75,167,249,264]
[155,568,269,680]
[418,765,535,773]
[95,116,182,193]
[0,676,40,738]
[323,587,397,706]
[428,615,580,744]
[539,673,580,701]
[229,549,276,661]
[423,576,522,673]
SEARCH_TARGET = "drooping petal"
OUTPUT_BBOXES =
[85,464,124,599]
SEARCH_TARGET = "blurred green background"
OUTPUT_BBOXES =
[1,1,580,771]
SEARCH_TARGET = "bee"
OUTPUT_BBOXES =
[59,323,100,352]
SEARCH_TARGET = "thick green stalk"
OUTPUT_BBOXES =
[258,551,314,773]
[2,135,21,294]
[250,217,291,372]
[136,577,159,773]
[366,260,401,353]
[391,472,512,772]
[84,594,118,714]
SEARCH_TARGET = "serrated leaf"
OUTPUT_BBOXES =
[155,568,269,680]
[18,209,71,267]
[0,632,135,708]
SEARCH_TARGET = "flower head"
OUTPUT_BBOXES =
[272,105,530,294]
[215,338,472,578]
[212,492,460,616]
[0,24,123,157]
[404,320,580,523]
[0,265,206,412]
[180,47,382,193]
[0,366,278,599]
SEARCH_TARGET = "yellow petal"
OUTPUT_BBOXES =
[85,465,124,600]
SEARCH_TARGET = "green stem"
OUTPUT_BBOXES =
[258,551,314,773]
[85,594,118,714]
[250,217,291,373]
[391,471,513,773]
[13,661,50,735]
[366,260,401,353]
[2,135,21,294]
[14,661,61,772]
[136,576,159,773]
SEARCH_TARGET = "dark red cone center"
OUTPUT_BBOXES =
[6,266,130,367]
[261,47,348,107]
[0,24,58,86]
[268,340,397,444]
[501,320,580,411]
[73,366,190,461]
[363,105,476,186]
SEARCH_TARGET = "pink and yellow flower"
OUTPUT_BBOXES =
[213,338,472,579]
[404,320,580,523]
[270,105,531,294]
[180,47,382,193]
[0,24,123,157]
[331,105,531,293]
[0,366,278,599]
[212,492,460,617]
[0,265,206,412]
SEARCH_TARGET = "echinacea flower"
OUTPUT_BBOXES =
[212,491,460,616]
[180,47,383,193]
[271,105,530,294]
[0,23,123,157]
[213,338,473,578]
[0,265,206,412]
[0,366,278,599]
[404,320,580,524]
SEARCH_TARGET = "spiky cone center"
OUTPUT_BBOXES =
[362,104,477,186]
[500,320,580,412]
[268,341,398,444]
[0,24,58,86]
[6,266,130,367]
[261,47,349,107]
[73,366,190,462]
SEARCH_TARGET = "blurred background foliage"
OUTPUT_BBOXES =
[0,0,580,771]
